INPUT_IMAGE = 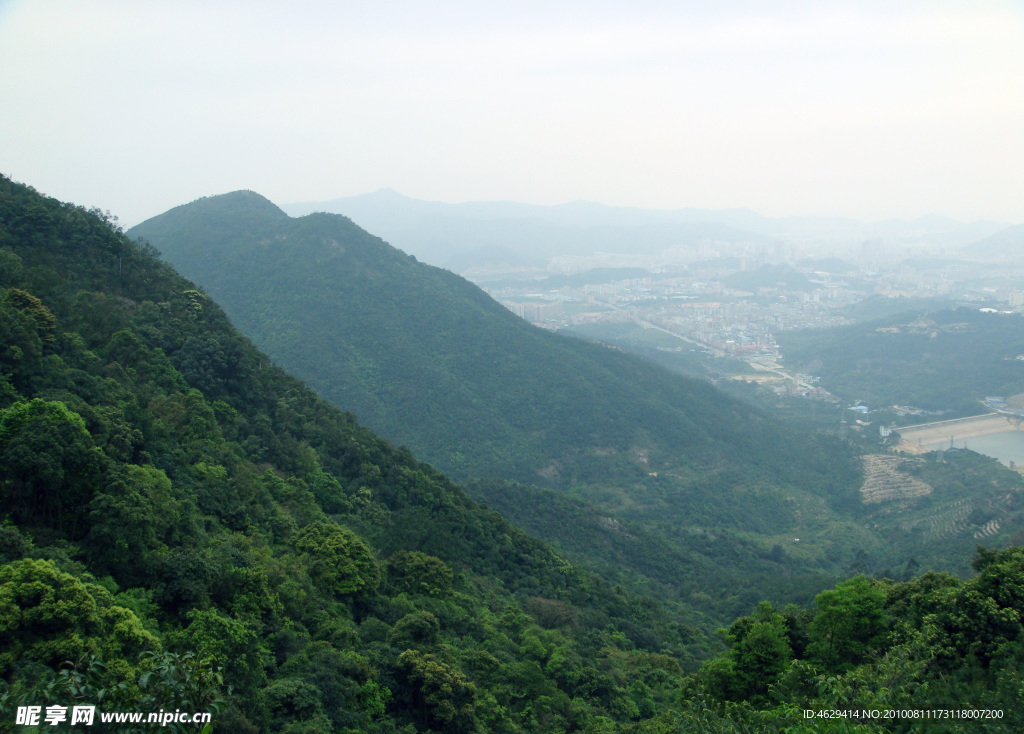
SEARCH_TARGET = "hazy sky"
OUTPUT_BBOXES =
[2,0,1022,227]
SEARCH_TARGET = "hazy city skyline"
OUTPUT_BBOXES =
[2,0,1022,228]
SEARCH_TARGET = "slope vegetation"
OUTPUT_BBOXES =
[777,307,1024,418]
[130,193,884,621]
[0,176,706,732]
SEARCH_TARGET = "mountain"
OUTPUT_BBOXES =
[866,214,1006,244]
[777,307,1024,419]
[132,191,1024,618]
[130,193,814,484]
[283,190,772,270]
[281,190,1009,272]
[6,177,1023,732]
[0,175,708,732]
[965,223,1024,262]
[130,192,908,620]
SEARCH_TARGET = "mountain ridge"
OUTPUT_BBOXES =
[281,189,1010,270]
[130,190,895,623]
[129,191,853,492]
[0,174,715,732]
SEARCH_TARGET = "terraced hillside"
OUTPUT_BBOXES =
[859,455,932,505]
[858,450,1024,575]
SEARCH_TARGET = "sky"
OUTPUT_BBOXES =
[1,0,1023,227]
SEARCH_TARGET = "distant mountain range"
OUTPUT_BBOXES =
[964,223,1024,261]
[283,189,1010,270]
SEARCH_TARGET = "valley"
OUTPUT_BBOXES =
[2,177,1022,732]
[129,191,1024,613]
[4,1,1023,728]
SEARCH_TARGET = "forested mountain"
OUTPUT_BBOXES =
[5,178,1023,732]
[129,192,880,621]
[131,191,798,489]
[777,307,1024,419]
[0,176,712,732]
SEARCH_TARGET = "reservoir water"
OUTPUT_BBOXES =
[923,430,1024,467]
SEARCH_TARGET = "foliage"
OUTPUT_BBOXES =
[690,546,1024,732]
[0,175,698,732]
[777,307,1024,418]
[0,398,105,538]
[0,652,224,734]
[294,520,380,599]
[127,188,894,626]
[386,550,453,597]
[0,558,157,677]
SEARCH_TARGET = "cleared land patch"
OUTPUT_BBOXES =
[860,454,933,504]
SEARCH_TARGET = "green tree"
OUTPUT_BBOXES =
[386,550,453,597]
[293,521,380,600]
[178,608,267,702]
[0,249,23,285]
[924,547,1024,668]
[387,610,441,648]
[809,575,887,670]
[699,601,793,702]
[87,464,179,576]
[4,287,56,340]
[0,558,157,678]
[394,650,478,733]
[0,398,105,537]
[728,602,793,701]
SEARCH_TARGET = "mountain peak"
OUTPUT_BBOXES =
[185,189,288,219]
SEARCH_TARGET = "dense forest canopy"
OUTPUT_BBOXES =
[0,176,706,732]
[2,176,1022,732]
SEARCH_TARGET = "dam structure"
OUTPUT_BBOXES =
[897,413,1024,455]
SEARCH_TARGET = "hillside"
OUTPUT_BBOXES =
[4,178,1024,733]
[128,192,856,492]
[0,176,713,733]
[130,192,784,484]
[128,192,891,618]
[777,307,1024,420]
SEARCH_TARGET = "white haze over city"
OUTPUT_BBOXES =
[1,0,1022,228]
